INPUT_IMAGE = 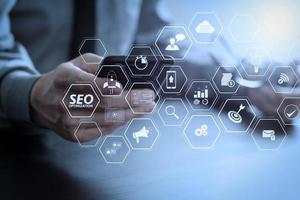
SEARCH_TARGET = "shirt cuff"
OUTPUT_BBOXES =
[0,70,40,122]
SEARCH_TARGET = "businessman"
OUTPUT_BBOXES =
[0,0,292,142]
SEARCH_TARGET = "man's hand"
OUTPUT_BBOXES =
[30,53,155,142]
[248,85,284,115]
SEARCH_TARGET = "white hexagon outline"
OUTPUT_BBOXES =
[183,114,221,149]
[125,45,158,77]
[188,11,223,44]
[78,38,107,64]
[125,82,160,114]
[124,118,159,150]
[62,83,100,118]
[251,118,287,151]
[185,80,218,111]
[155,25,193,61]
[156,65,188,94]
[228,14,259,43]
[268,66,298,94]
[218,98,256,133]
[99,135,131,164]
[277,96,300,125]
[74,121,102,148]
[94,64,129,97]
[240,47,272,77]
[212,65,242,94]
[158,98,189,127]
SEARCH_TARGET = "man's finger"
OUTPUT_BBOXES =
[55,63,96,86]
[70,53,103,74]
[100,89,155,109]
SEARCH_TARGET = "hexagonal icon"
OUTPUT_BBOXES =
[155,26,192,60]
[218,98,256,133]
[251,119,287,150]
[125,82,160,114]
[185,81,218,111]
[103,107,126,124]
[228,14,258,43]
[125,45,158,76]
[268,66,298,94]
[240,47,272,77]
[184,115,221,149]
[62,83,100,118]
[74,121,102,147]
[99,136,130,164]
[156,65,187,94]
[158,98,189,126]
[277,97,300,125]
[188,12,223,44]
[79,38,107,64]
[212,66,242,94]
[94,65,129,96]
[124,118,159,150]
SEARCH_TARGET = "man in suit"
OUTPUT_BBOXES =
[0,0,291,142]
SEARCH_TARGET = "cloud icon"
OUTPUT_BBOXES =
[195,20,215,34]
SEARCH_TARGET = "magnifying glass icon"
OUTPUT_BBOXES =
[165,105,179,119]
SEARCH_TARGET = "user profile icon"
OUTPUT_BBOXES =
[155,26,192,60]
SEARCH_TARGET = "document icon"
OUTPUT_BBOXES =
[221,73,235,88]
[262,130,276,141]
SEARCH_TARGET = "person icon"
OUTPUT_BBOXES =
[103,70,121,95]
[165,38,180,51]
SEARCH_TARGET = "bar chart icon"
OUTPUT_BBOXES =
[194,88,208,99]
[187,81,218,110]
[193,87,209,105]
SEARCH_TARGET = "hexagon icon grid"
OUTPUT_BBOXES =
[240,47,272,77]
[228,14,258,43]
[156,65,187,94]
[251,119,287,150]
[212,66,242,94]
[99,135,130,164]
[155,25,192,60]
[158,98,189,126]
[94,65,129,96]
[188,12,223,44]
[268,66,298,94]
[79,38,107,64]
[185,80,218,111]
[74,121,102,148]
[62,83,100,118]
[218,98,256,133]
[125,45,158,76]
[125,82,160,114]
[183,115,221,149]
[124,118,159,150]
[277,97,300,125]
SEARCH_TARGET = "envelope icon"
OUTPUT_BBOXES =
[195,20,215,34]
[262,130,275,141]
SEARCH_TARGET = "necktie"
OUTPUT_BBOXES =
[70,0,96,58]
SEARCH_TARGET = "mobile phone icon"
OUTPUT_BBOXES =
[166,70,176,89]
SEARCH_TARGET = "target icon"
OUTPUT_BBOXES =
[227,104,246,124]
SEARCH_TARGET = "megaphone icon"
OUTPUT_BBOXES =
[132,126,150,143]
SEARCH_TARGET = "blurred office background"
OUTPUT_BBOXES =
[166,0,300,63]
